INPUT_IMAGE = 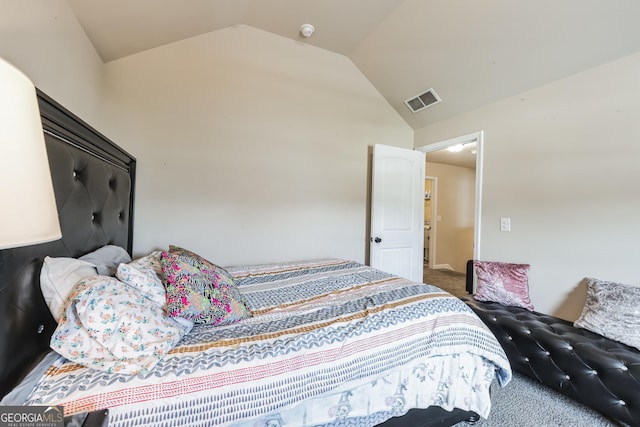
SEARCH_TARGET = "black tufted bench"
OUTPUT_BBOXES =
[462,297,640,425]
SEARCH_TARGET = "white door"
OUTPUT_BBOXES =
[370,144,425,282]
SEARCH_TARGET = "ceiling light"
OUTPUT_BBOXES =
[300,24,315,38]
[447,144,464,153]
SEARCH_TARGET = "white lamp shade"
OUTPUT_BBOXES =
[0,58,61,249]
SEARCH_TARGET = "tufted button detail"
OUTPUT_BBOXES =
[73,170,78,178]
[91,214,95,221]
[37,324,45,334]
[463,297,640,425]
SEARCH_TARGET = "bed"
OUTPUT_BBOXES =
[0,91,511,427]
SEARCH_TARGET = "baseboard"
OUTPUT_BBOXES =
[433,264,453,271]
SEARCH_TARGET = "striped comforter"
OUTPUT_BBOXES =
[24,259,511,426]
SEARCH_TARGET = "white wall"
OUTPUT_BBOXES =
[415,53,640,320]
[1,5,412,267]
[98,25,413,265]
[0,0,104,123]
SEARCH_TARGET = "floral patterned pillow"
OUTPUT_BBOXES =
[116,251,166,308]
[473,260,534,311]
[51,275,192,374]
[160,246,251,325]
[574,278,640,350]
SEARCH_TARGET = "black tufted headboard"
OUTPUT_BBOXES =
[0,90,136,398]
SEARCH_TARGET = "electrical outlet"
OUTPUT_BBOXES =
[500,217,511,232]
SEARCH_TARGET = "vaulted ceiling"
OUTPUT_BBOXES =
[68,0,640,133]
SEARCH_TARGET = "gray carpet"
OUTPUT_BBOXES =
[423,267,468,297]
[454,371,618,427]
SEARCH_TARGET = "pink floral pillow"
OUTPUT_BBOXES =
[160,246,251,325]
[473,260,534,311]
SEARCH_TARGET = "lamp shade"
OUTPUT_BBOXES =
[0,57,61,249]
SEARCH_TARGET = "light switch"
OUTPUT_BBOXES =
[500,217,511,232]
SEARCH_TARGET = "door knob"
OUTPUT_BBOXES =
[372,237,382,243]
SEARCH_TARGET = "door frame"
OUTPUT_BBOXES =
[415,131,484,264]
[424,175,437,269]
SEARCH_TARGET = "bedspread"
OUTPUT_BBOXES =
[23,259,511,426]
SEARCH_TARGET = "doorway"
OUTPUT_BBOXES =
[416,131,483,273]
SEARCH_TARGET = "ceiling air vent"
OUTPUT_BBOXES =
[404,88,441,113]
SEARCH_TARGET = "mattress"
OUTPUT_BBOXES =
[9,259,511,426]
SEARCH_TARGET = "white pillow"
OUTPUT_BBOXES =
[79,245,131,276]
[40,256,97,320]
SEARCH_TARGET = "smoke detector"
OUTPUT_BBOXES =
[300,24,315,38]
[404,88,441,113]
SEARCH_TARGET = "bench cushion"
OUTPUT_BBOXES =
[462,296,640,425]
